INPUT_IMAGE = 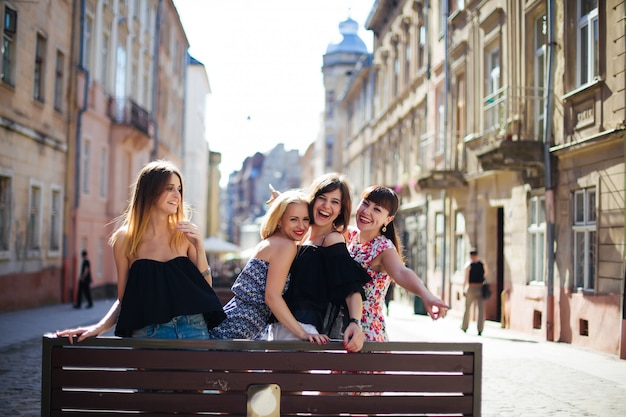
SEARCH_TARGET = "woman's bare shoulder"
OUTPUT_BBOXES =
[324,230,346,245]
[258,235,296,261]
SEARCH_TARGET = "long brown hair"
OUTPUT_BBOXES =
[307,173,352,231]
[109,160,188,259]
[360,185,402,255]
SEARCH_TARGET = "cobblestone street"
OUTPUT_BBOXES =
[1,299,625,416]
[0,339,42,416]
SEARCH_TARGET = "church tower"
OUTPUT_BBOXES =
[320,16,369,174]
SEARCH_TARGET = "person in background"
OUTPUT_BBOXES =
[57,160,225,342]
[270,173,369,352]
[209,190,327,345]
[73,250,93,309]
[384,281,395,316]
[461,250,488,335]
[348,185,449,342]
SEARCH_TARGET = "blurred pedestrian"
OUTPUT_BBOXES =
[384,281,395,315]
[73,250,93,309]
[461,250,488,335]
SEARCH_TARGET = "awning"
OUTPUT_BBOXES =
[203,236,241,254]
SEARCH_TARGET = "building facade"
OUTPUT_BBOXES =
[335,0,625,357]
[320,16,370,176]
[0,0,72,310]
[225,143,301,248]
[182,54,210,238]
[1,0,211,311]
[65,0,190,302]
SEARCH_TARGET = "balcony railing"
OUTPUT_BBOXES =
[465,85,546,180]
[108,98,151,136]
[417,131,467,190]
[477,85,546,145]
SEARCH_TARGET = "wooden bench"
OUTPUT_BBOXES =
[42,335,482,416]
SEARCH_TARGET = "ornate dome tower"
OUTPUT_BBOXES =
[320,16,370,173]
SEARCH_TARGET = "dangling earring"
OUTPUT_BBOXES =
[382,224,387,233]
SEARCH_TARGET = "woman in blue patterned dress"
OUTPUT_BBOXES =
[210,190,329,344]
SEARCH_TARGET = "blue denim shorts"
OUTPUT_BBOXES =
[132,313,210,339]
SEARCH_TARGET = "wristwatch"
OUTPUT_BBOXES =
[348,318,361,326]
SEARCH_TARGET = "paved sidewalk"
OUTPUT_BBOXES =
[385,301,626,417]
[0,299,116,351]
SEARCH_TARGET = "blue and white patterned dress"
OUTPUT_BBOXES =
[209,258,287,339]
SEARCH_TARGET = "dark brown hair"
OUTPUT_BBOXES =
[307,173,352,231]
[360,185,402,255]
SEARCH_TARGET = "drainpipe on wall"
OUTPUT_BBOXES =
[619,3,626,359]
[441,0,450,302]
[425,0,431,81]
[150,0,163,160]
[543,0,556,342]
[65,0,90,303]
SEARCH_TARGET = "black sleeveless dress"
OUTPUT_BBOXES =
[115,256,226,337]
[282,242,370,334]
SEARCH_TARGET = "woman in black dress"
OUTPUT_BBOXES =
[57,160,225,342]
[269,173,369,352]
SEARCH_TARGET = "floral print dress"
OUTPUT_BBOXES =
[347,230,396,342]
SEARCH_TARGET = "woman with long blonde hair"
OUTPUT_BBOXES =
[57,160,225,341]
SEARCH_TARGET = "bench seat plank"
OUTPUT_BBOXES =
[51,348,475,373]
[53,390,474,415]
[52,368,476,393]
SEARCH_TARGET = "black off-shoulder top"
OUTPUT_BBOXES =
[115,256,226,337]
[282,242,370,333]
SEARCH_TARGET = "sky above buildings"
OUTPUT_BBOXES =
[172,0,375,185]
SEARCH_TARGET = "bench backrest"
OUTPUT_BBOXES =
[42,335,482,416]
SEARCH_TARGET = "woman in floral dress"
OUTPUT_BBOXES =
[348,185,450,341]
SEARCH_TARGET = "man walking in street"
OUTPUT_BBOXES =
[461,250,488,335]
[74,250,93,309]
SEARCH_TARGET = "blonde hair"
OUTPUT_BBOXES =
[260,190,309,239]
[109,160,189,258]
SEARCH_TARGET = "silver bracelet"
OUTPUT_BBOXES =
[201,267,211,277]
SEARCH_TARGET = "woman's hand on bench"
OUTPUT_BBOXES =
[56,323,103,344]
[303,332,331,345]
[343,321,364,353]
[56,299,120,343]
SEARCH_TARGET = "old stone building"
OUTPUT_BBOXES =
[226,143,301,248]
[0,0,207,310]
[335,0,625,357]
[64,0,189,302]
[0,0,73,310]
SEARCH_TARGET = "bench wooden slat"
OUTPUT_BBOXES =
[52,368,475,393]
[52,390,474,415]
[51,348,474,373]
